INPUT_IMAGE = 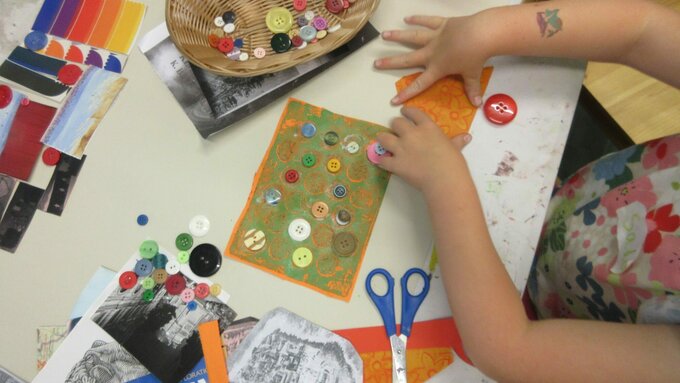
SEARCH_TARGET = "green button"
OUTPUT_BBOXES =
[292,247,313,268]
[176,233,193,251]
[141,277,155,290]
[324,131,339,146]
[142,289,155,302]
[302,153,316,167]
[271,33,292,53]
[177,250,190,264]
[266,7,293,34]
[139,240,159,259]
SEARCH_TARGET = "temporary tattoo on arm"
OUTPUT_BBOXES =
[536,9,563,38]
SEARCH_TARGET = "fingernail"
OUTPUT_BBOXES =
[382,31,392,38]
[373,59,381,67]
[463,134,472,143]
[473,96,482,107]
[390,96,400,104]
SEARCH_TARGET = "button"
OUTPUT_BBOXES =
[189,215,210,237]
[187,301,197,311]
[42,147,61,166]
[326,158,341,173]
[176,233,193,251]
[239,52,249,61]
[344,0,350,9]
[484,94,517,125]
[299,25,317,42]
[119,271,137,290]
[297,16,308,27]
[345,141,360,154]
[333,184,347,198]
[264,188,282,206]
[24,31,48,51]
[152,268,168,284]
[366,141,392,165]
[332,232,357,256]
[324,131,339,146]
[326,0,344,13]
[234,38,244,48]
[208,34,220,48]
[57,64,83,85]
[134,259,153,276]
[210,283,222,296]
[302,153,316,167]
[180,288,195,303]
[285,169,299,183]
[217,37,234,53]
[223,23,236,34]
[214,16,225,27]
[227,48,241,60]
[271,33,292,53]
[142,289,155,302]
[189,243,222,277]
[304,10,315,21]
[253,47,266,58]
[177,250,190,264]
[311,201,329,218]
[0,85,12,109]
[141,277,155,290]
[336,209,351,225]
[194,283,210,299]
[298,41,308,50]
[288,218,311,241]
[136,214,149,226]
[292,35,304,47]
[293,0,307,11]
[316,30,328,40]
[328,24,341,33]
[244,229,266,251]
[301,122,316,137]
[266,7,293,33]
[292,247,313,268]
[166,260,181,275]
[152,253,168,269]
[312,16,328,30]
[165,274,186,295]
[374,142,387,155]
[222,11,236,23]
[20,98,29,106]
[139,239,158,259]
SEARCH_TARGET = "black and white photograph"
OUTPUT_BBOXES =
[0,181,43,253]
[0,174,15,218]
[139,22,379,138]
[90,272,237,383]
[228,307,362,383]
[38,154,85,216]
[222,316,259,353]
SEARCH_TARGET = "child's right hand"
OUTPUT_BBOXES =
[374,15,490,107]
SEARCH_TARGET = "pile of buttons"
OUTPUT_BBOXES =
[210,10,249,61]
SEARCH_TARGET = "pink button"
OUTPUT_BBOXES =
[366,141,391,165]
[181,288,195,303]
[312,16,327,30]
[253,47,266,59]
[293,0,307,11]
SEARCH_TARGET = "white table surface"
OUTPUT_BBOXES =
[0,0,585,380]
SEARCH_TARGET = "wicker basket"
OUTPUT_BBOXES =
[166,0,380,77]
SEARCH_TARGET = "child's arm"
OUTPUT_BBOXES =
[376,0,680,105]
[377,107,680,382]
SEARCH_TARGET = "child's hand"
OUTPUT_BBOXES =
[376,107,471,194]
[375,15,489,106]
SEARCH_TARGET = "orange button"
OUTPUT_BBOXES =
[311,201,329,218]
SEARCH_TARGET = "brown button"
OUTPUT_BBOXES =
[152,268,168,284]
[336,209,351,225]
[332,232,357,256]
[311,201,329,218]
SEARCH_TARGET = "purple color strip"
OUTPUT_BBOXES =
[33,0,64,33]
[50,0,81,37]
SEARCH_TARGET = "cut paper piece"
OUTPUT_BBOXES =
[38,153,85,216]
[395,67,494,138]
[0,182,44,253]
[65,45,84,63]
[0,99,57,180]
[0,87,26,153]
[0,175,16,218]
[33,0,64,34]
[84,49,103,67]
[221,317,258,353]
[44,39,65,58]
[88,0,124,48]
[49,0,83,38]
[0,61,69,99]
[104,54,122,73]
[8,46,66,77]
[42,67,127,158]
[226,98,390,301]
[198,321,229,383]
[362,348,453,383]
[106,1,146,54]
[68,0,106,43]
[37,326,68,371]
[428,359,495,383]
[228,307,363,382]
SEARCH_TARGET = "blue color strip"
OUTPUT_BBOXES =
[32,0,65,34]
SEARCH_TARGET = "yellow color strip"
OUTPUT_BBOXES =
[105,1,145,54]
[198,320,230,383]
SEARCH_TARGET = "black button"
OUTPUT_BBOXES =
[222,11,236,23]
[271,33,292,53]
[189,243,222,277]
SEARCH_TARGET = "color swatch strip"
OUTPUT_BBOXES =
[67,0,105,43]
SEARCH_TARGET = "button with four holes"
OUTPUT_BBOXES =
[293,0,307,11]
[217,37,234,53]
[312,16,328,30]
[119,271,138,290]
[244,229,266,251]
[302,153,316,167]
[152,268,168,284]
[266,7,294,33]
[288,218,311,241]
[253,47,266,59]
[484,93,517,125]
[323,131,339,146]
[141,277,155,290]
[366,141,392,164]
[165,274,186,295]
[326,0,344,13]
[332,232,357,256]
[214,16,225,27]
[195,283,210,299]
[301,122,317,137]
[333,184,347,198]
[176,233,193,251]
[292,247,313,268]
[299,25,317,42]
[311,201,329,218]
[180,288,195,303]
[326,158,341,173]
[134,259,153,276]
[152,253,168,269]
[285,169,299,183]
[189,215,210,237]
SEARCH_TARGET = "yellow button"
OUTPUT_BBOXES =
[210,283,222,296]
[292,247,313,268]
[266,7,293,34]
[311,201,329,218]
[327,158,341,173]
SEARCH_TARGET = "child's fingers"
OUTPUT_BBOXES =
[401,106,434,127]
[463,73,483,107]
[374,50,427,70]
[450,133,472,151]
[375,155,396,173]
[404,15,446,30]
[376,131,400,153]
[391,69,438,104]
[381,29,435,46]
[389,117,413,138]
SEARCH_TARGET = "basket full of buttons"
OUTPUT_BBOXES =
[166,0,380,77]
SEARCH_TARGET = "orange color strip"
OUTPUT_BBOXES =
[44,40,65,59]
[105,1,145,54]
[198,321,229,383]
[68,0,105,43]
[87,0,123,48]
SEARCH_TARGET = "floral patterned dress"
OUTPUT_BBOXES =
[528,134,680,324]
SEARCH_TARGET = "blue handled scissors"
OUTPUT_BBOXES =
[366,267,430,383]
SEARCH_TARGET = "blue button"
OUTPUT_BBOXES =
[137,214,149,225]
[301,122,317,138]
[134,259,154,277]
[152,253,168,269]
[300,25,317,42]
[187,301,198,311]
[297,16,308,27]
[374,143,387,155]
[234,38,244,48]
[264,188,282,205]
[24,31,48,51]
[333,184,347,198]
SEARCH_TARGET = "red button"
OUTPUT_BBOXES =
[20,98,30,106]
[326,0,344,13]
[293,0,307,11]
[208,34,220,48]
[343,0,350,9]
[483,94,517,125]
[0,85,12,109]
[285,169,299,183]
[57,64,83,86]
[119,271,138,290]
[42,147,61,166]
[291,35,303,47]
[165,274,186,295]
[217,37,234,53]
[194,283,210,299]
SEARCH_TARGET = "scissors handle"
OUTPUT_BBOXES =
[400,268,430,337]
[365,268,397,337]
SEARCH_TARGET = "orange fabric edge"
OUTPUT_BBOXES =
[224,97,388,302]
[198,320,229,383]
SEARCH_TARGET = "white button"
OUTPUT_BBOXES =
[244,229,266,251]
[214,16,225,27]
[345,141,360,154]
[328,24,341,33]
[223,23,236,33]
[239,52,249,61]
[166,260,181,275]
[189,215,210,237]
[304,11,315,21]
[297,41,307,50]
[288,218,311,241]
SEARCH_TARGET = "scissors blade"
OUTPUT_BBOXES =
[390,335,407,383]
